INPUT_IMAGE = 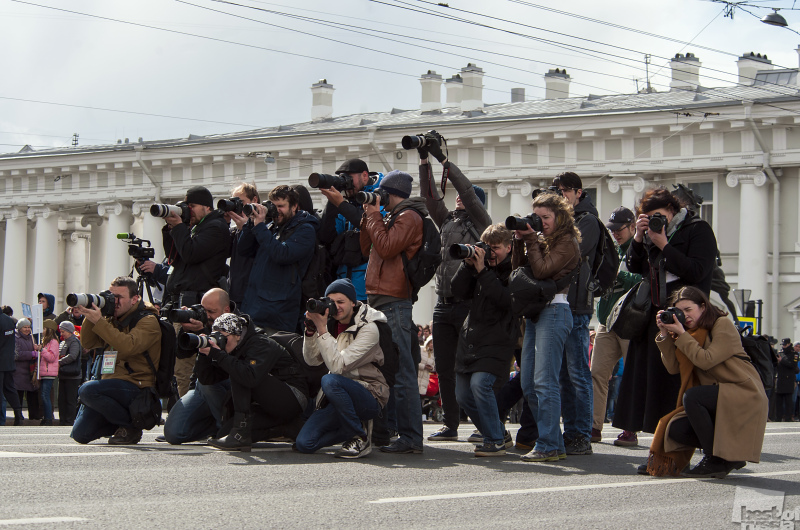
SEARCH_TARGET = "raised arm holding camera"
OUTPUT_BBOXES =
[218,183,259,308]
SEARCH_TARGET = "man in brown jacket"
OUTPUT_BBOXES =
[71,276,162,445]
[360,170,426,453]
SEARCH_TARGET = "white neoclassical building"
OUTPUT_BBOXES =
[3,49,800,338]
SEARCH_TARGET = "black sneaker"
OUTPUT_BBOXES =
[336,436,371,459]
[680,455,732,479]
[155,435,167,443]
[503,430,513,449]
[108,427,143,445]
[379,440,423,454]
[427,426,458,441]
[474,442,506,457]
[565,436,593,455]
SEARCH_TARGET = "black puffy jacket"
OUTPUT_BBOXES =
[776,346,799,394]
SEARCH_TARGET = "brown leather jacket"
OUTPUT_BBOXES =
[512,233,581,294]
[360,197,426,299]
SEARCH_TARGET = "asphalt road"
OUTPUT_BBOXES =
[1,421,799,529]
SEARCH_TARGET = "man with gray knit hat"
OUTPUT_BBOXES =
[360,169,428,454]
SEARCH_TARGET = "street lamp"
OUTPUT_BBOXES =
[762,8,788,27]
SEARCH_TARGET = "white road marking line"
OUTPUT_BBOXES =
[0,451,128,458]
[0,517,86,526]
[369,469,800,503]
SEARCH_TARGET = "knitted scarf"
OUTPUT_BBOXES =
[646,327,708,477]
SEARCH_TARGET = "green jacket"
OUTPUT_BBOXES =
[596,238,641,326]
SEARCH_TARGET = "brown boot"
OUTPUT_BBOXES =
[208,413,252,452]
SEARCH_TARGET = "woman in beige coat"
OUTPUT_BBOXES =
[655,286,768,478]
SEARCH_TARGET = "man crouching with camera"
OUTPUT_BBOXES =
[295,279,389,459]
[197,313,310,452]
[71,277,161,445]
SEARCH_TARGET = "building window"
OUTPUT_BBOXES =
[680,180,713,223]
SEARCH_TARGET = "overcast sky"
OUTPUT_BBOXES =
[2,0,799,153]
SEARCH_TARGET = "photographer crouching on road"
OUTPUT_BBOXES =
[70,277,161,445]
[415,130,492,443]
[295,279,389,459]
[195,313,310,452]
[238,185,318,334]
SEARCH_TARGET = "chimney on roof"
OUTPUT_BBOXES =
[737,52,773,85]
[420,70,443,114]
[460,63,484,113]
[544,68,571,99]
[445,74,463,106]
[511,88,525,103]
[669,53,701,91]
[311,79,334,122]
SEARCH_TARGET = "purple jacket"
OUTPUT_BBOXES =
[13,330,37,392]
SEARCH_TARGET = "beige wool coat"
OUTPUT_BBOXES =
[656,316,768,463]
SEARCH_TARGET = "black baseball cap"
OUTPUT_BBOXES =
[335,158,377,176]
[606,206,635,231]
[782,338,792,346]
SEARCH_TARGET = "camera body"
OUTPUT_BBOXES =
[117,233,155,261]
[150,202,191,224]
[66,291,115,318]
[308,172,355,192]
[659,307,687,327]
[354,188,389,206]
[217,197,244,215]
[306,297,336,315]
[242,200,278,220]
[401,129,443,150]
[178,330,227,350]
[448,241,490,260]
[505,214,544,232]
[168,304,208,325]
[648,213,668,233]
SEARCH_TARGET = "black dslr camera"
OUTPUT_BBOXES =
[354,188,389,206]
[306,297,336,315]
[150,202,191,224]
[242,200,279,220]
[648,213,668,233]
[505,214,544,232]
[308,172,355,192]
[659,307,687,327]
[66,291,116,318]
[448,241,490,260]
[217,197,244,215]
[401,129,443,150]
[178,331,227,350]
[168,304,208,325]
[117,233,155,261]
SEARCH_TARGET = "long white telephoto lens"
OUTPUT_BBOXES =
[66,293,103,308]
[150,204,182,218]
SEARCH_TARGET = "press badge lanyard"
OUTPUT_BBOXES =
[101,351,118,374]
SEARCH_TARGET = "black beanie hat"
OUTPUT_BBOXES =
[185,186,213,208]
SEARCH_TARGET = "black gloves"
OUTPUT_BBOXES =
[417,146,428,160]
[427,141,446,163]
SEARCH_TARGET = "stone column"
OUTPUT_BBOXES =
[28,206,59,305]
[98,202,133,287]
[81,215,106,293]
[497,180,533,217]
[727,169,769,303]
[1,207,29,314]
[63,231,90,296]
[607,176,646,211]
[132,201,165,264]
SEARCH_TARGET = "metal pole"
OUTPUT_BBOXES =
[756,299,763,335]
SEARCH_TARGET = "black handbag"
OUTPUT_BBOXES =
[606,280,653,341]
[509,265,579,321]
[129,387,162,431]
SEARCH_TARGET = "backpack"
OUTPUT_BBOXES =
[576,212,620,298]
[386,208,442,303]
[270,330,329,398]
[349,317,400,388]
[739,333,775,391]
[129,311,177,400]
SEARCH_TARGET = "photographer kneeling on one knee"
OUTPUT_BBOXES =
[199,313,310,452]
[295,279,389,459]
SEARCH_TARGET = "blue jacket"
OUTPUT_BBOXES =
[238,210,318,331]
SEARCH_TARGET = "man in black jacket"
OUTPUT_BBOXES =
[775,338,799,421]
[553,172,598,456]
[204,313,310,452]
[161,185,232,396]
[224,183,259,308]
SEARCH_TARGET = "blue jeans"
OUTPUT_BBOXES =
[164,380,230,444]
[606,376,621,421]
[455,372,503,445]
[560,313,593,440]
[40,379,55,422]
[71,379,141,444]
[295,374,381,453]
[377,299,422,449]
[520,304,573,453]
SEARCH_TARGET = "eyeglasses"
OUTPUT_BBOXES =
[611,225,632,234]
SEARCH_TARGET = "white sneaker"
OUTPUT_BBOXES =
[335,436,371,459]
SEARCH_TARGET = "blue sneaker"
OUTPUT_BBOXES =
[427,426,458,441]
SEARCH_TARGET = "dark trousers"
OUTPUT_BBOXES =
[775,392,795,422]
[0,371,21,413]
[432,301,469,430]
[18,390,40,419]
[669,385,719,455]
[231,375,302,429]
[496,352,538,444]
[57,378,80,425]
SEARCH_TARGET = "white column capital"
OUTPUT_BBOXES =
[496,180,532,198]
[68,231,91,243]
[131,200,154,217]
[97,201,131,217]
[27,205,55,220]
[0,206,28,220]
[80,214,104,228]
[726,169,767,188]
[607,176,645,194]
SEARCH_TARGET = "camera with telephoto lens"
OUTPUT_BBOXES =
[505,214,544,232]
[66,291,115,318]
[401,129,443,150]
[307,172,355,192]
[168,304,207,325]
[150,202,191,224]
[178,330,227,350]
[354,188,390,206]
[448,241,490,260]
[648,213,668,233]
[659,307,687,327]
[117,233,154,261]
[217,197,244,215]
[242,200,279,219]
[306,297,336,315]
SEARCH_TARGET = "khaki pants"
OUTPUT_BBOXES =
[174,356,195,398]
[590,324,629,432]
